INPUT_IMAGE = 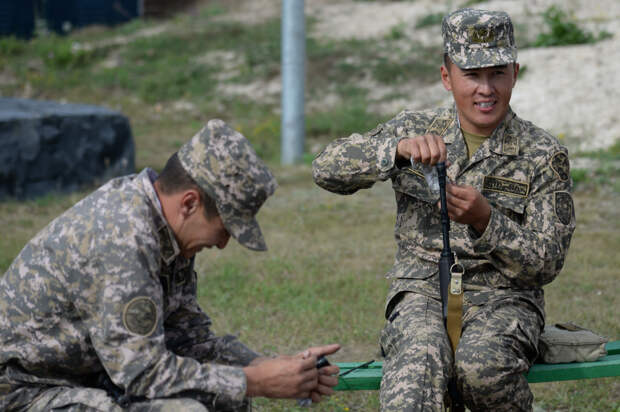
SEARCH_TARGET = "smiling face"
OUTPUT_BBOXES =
[441,60,519,136]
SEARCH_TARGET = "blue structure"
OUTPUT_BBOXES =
[0,0,35,39]
[0,0,141,39]
[45,0,140,34]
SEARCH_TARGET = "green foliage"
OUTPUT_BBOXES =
[416,12,444,29]
[224,101,281,162]
[571,140,620,193]
[570,168,588,185]
[96,19,280,103]
[366,39,440,85]
[460,0,486,6]
[307,101,387,142]
[387,23,406,40]
[372,52,438,84]
[35,37,103,69]
[533,6,613,47]
[0,36,27,57]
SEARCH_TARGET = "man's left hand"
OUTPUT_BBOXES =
[440,184,491,234]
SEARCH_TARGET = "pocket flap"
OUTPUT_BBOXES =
[392,168,437,204]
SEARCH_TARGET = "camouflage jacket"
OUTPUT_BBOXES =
[0,168,257,409]
[313,106,576,317]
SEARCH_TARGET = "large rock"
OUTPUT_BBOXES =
[0,98,135,200]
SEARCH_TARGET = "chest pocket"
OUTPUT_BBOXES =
[482,175,529,224]
[392,167,437,204]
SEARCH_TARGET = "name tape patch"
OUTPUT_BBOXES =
[483,175,529,197]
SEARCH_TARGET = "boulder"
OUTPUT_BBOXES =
[0,98,135,200]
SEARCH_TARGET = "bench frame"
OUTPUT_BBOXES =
[334,340,620,390]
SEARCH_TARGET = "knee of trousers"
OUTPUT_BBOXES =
[454,354,504,393]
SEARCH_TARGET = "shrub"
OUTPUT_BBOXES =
[533,6,612,47]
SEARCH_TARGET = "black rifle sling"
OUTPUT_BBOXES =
[426,113,465,412]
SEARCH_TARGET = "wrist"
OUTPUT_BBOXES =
[243,365,261,397]
[472,207,491,235]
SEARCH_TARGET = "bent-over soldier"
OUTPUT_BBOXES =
[0,119,340,411]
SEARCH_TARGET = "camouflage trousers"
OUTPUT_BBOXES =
[379,291,543,412]
[1,381,251,412]
[0,339,254,412]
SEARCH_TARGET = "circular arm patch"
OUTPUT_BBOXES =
[123,296,158,336]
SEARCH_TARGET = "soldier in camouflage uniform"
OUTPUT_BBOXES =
[313,8,575,412]
[0,119,340,411]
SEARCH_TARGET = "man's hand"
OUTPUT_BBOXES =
[303,344,341,403]
[397,134,447,165]
[441,184,491,234]
[243,344,340,401]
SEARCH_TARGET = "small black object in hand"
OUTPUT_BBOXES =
[316,355,330,369]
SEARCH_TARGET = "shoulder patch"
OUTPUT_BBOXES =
[482,175,529,198]
[554,191,574,225]
[551,152,570,182]
[123,296,158,336]
[368,125,383,137]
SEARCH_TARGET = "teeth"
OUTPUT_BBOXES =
[478,102,494,108]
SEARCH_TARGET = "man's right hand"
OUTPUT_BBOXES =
[243,344,340,400]
[397,134,447,165]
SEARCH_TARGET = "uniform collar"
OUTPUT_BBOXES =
[442,105,517,151]
[139,168,182,265]
[440,105,519,179]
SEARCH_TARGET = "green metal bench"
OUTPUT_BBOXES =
[334,340,620,390]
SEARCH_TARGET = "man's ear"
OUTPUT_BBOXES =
[179,189,201,217]
[440,65,452,91]
[512,63,520,87]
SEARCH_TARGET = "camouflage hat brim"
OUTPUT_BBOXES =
[449,45,517,70]
[218,205,268,251]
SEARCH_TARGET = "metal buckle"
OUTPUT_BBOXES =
[449,260,465,295]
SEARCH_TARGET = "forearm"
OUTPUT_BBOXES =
[472,204,574,288]
[98,341,248,404]
[190,335,260,366]
[312,130,400,194]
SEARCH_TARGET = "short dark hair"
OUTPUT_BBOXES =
[157,152,219,219]
[443,53,517,71]
[443,53,452,69]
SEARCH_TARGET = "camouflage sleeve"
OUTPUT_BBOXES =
[165,275,260,366]
[312,121,401,195]
[472,148,576,288]
[79,244,248,405]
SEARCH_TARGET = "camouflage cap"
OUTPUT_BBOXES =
[442,8,517,69]
[178,119,277,251]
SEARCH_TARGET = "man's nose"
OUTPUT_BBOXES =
[478,76,494,95]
